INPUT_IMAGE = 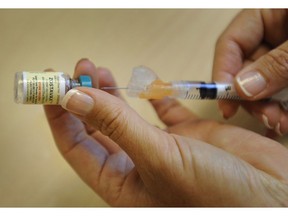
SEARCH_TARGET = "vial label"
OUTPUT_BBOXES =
[23,72,66,104]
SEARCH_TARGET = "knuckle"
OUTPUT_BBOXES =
[215,34,225,47]
[265,48,288,81]
[215,34,230,52]
[93,105,127,142]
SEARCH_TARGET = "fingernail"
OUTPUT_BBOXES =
[236,72,267,97]
[61,89,94,116]
[261,114,273,130]
[275,122,283,136]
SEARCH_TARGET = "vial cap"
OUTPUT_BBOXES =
[79,75,92,87]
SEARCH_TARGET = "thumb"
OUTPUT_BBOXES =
[61,87,168,167]
[235,41,288,100]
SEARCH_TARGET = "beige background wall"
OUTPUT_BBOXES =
[1,9,280,207]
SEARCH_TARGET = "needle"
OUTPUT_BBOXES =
[101,87,128,90]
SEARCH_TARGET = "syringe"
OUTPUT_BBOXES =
[101,66,288,110]
[102,81,240,100]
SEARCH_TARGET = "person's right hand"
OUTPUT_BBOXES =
[213,9,288,136]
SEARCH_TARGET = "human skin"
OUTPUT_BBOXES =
[213,9,288,137]
[44,59,288,206]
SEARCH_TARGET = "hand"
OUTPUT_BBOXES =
[213,9,288,136]
[44,59,288,206]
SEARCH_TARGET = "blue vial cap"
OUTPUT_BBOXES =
[79,75,92,88]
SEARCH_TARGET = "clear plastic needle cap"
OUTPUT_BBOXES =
[126,66,158,97]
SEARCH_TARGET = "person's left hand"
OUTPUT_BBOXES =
[44,59,288,206]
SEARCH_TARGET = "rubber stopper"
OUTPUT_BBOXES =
[79,75,92,87]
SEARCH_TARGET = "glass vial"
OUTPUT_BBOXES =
[14,71,92,105]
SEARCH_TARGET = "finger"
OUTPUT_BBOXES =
[260,9,288,47]
[61,87,170,171]
[45,62,99,108]
[44,63,135,203]
[73,59,122,153]
[249,43,271,61]
[42,68,87,160]
[213,9,287,83]
[149,98,197,127]
[73,60,125,152]
[218,44,271,120]
[213,10,288,116]
[213,10,264,118]
[45,61,142,204]
[217,101,239,119]
[43,63,106,155]
[44,58,98,122]
[234,41,288,100]
[74,58,99,88]
[213,10,264,82]
[265,129,279,139]
[45,106,136,203]
[241,101,288,136]
[216,45,272,120]
[44,60,119,155]
[215,59,253,119]
[74,59,124,100]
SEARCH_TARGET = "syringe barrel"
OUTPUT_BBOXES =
[171,81,241,100]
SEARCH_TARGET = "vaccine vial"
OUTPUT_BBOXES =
[14,71,93,105]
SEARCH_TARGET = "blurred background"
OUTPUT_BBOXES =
[1,9,285,207]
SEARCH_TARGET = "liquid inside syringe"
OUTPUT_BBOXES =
[101,66,288,110]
